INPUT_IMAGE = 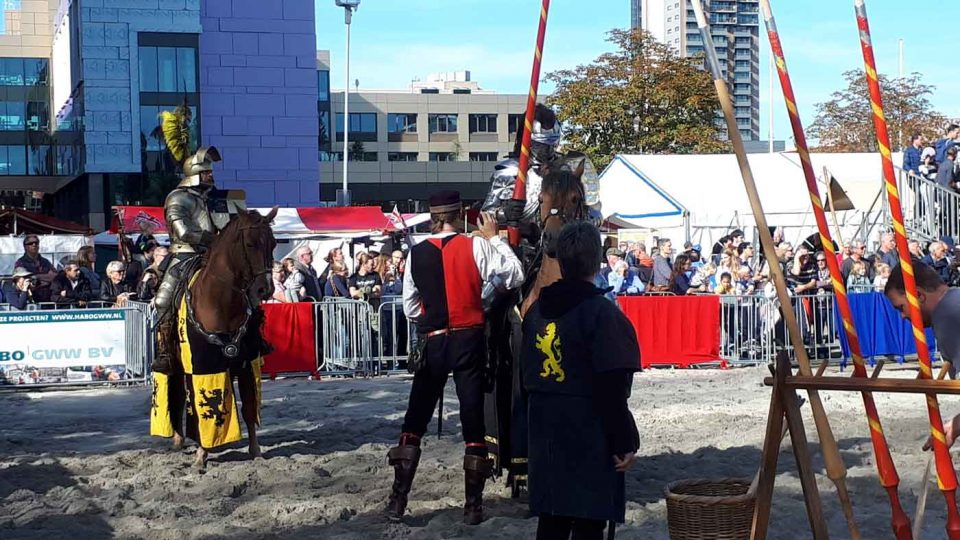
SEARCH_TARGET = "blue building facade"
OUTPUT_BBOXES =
[36,0,319,228]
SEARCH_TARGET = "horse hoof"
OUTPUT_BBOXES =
[249,445,262,459]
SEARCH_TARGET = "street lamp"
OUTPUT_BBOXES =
[335,0,360,206]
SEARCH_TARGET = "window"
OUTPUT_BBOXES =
[429,152,453,162]
[735,106,752,116]
[508,113,524,136]
[319,110,329,144]
[28,145,51,175]
[318,70,330,101]
[23,59,47,86]
[0,58,23,85]
[328,151,378,161]
[469,114,497,133]
[388,152,418,162]
[335,112,377,133]
[388,113,417,133]
[469,152,498,162]
[0,145,26,175]
[138,45,198,93]
[428,114,458,133]
[26,100,47,131]
[0,101,24,131]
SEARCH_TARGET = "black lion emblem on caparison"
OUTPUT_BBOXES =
[198,388,228,426]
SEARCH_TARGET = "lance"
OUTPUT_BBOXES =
[760,1,909,537]
[854,1,960,536]
[508,0,550,247]
[689,1,858,537]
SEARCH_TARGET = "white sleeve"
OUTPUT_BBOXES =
[402,251,422,319]
[473,236,524,290]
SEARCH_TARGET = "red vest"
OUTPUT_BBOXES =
[410,234,483,332]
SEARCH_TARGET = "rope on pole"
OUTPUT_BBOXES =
[853,1,960,537]
[689,1,859,537]
[508,0,551,247]
[760,1,909,537]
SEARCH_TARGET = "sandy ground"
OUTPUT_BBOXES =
[0,366,958,539]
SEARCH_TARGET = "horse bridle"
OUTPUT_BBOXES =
[186,223,273,359]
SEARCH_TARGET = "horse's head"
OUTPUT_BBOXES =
[210,207,278,304]
[538,159,587,258]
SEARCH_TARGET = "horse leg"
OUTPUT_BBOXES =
[236,363,262,459]
[194,446,208,470]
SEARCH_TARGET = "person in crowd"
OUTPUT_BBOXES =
[813,253,833,294]
[383,250,406,297]
[323,262,351,298]
[715,272,736,295]
[14,234,56,303]
[651,238,673,290]
[877,232,898,269]
[873,263,891,291]
[903,133,924,176]
[841,240,867,284]
[600,247,625,282]
[736,267,755,296]
[935,123,960,164]
[134,221,158,260]
[294,246,322,301]
[738,242,755,271]
[787,247,818,294]
[937,146,959,192]
[100,260,135,306]
[121,238,146,289]
[2,267,35,310]
[717,249,741,280]
[318,247,345,291]
[51,260,94,308]
[669,254,694,295]
[136,245,169,302]
[282,257,304,302]
[909,239,924,259]
[515,221,639,539]
[269,261,287,303]
[690,262,717,293]
[350,252,383,306]
[685,243,704,269]
[387,191,523,525]
[607,260,644,297]
[846,260,872,292]
[76,245,101,293]
[922,240,952,283]
[375,252,391,283]
[920,147,938,180]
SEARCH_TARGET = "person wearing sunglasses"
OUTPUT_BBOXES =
[14,234,57,303]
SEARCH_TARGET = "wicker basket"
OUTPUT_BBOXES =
[665,478,756,540]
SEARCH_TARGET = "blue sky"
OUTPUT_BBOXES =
[315,0,960,144]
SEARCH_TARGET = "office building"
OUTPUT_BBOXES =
[0,0,320,229]
[318,52,527,206]
[632,0,760,141]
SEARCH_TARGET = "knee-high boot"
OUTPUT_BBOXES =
[463,454,493,525]
[386,436,421,521]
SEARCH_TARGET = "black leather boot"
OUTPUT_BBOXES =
[386,442,421,521]
[463,454,493,525]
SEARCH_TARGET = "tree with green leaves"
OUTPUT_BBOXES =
[809,70,945,152]
[546,29,728,170]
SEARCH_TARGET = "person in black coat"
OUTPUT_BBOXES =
[50,262,95,308]
[2,268,35,310]
[520,221,641,540]
[101,260,136,305]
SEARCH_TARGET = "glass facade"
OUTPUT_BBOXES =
[428,114,457,134]
[138,46,197,93]
[469,114,496,133]
[469,152,498,162]
[335,112,376,134]
[388,152,417,162]
[387,113,417,133]
[318,70,330,101]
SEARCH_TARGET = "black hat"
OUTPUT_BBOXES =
[730,229,745,238]
[428,190,462,213]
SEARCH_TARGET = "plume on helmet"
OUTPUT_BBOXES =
[159,102,194,167]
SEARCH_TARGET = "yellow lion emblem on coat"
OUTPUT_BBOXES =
[537,322,565,382]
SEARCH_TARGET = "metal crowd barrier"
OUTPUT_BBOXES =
[896,166,959,244]
[0,301,153,388]
[317,297,378,376]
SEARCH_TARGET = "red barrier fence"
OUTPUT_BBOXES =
[618,295,723,368]
[261,302,318,377]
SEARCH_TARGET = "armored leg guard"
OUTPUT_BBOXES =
[386,434,421,521]
[463,454,494,526]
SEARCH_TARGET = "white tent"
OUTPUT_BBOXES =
[599,152,898,249]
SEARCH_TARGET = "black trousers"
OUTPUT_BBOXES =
[401,328,486,444]
[536,514,606,540]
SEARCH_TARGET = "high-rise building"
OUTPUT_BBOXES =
[632,0,760,141]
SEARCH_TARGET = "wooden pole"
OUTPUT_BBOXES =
[854,2,960,536]
[690,2,857,536]
[508,0,551,247]
[760,2,906,535]
[763,375,960,395]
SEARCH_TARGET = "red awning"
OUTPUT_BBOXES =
[111,206,167,234]
[276,206,393,233]
[0,208,92,235]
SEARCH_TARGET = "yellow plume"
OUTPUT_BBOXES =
[159,104,193,165]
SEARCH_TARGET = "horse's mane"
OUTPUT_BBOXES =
[204,210,266,262]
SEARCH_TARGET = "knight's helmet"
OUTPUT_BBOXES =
[515,103,562,164]
[159,102,221,189]
[179,146,222,188]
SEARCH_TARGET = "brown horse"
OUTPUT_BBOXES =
[163,208,277,469]
[519,160,588,317]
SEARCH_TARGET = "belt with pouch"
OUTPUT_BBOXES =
[425,325,484,338]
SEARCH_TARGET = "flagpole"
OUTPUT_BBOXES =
[508,0,550,247]
[761,1,907,536]
[690,1,857,537]
[854,3,960,535]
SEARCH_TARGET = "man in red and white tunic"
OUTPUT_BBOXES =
[386,190,524,525]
